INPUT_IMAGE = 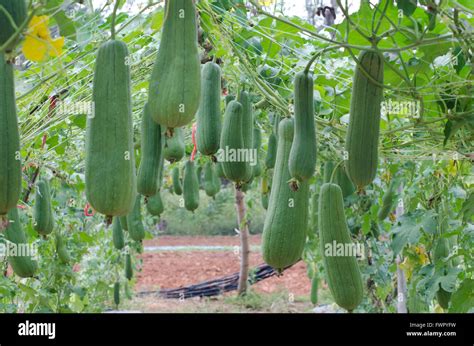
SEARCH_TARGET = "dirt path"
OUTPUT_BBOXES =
[136,236,311,297]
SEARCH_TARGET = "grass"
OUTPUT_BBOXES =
[121,288,336,313]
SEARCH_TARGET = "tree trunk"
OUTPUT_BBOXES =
[395,183,407,313]
[235,188,249,295]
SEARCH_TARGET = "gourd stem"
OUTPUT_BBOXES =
[110,0,121,40]
[329,160,344,184]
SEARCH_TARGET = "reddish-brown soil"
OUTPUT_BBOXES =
[136,236,311,297]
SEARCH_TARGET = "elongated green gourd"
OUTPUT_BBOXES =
[265,132,277,170]
[112,217,125,250]
[219,101,251,184]
[56,234,71,264]
[148,0,201,129]
[225,94,234,106]
[345,51,384,189]
[433,229,452,309]
[146,190,164,216]
[237,91,253,182]
[183,160,199,212]
[0,0,27,51]
[377,179,397,220]
[119,216,128,231]
[3,208,37,278]
[0,54,21,216]
[196,62,222,156]
[261,175,270,210]
[318,183,364,311]
[289,72,317,184]
[34,179,54,235]
[252,127,263,177]
[212,166,221,194]
[203,162,219,197]
[196,165,203,189]
[336,166,355,198]
[164,127,185,163]
[125,254,133,280]
[127,195,145,242]
[86,40,136,217]
[172,166,183,195]
[113,282,120,306]
[310,276,319,305]
[323,161,334,183]
[262,118,309,271]
[215,162,225,178]
[137,103,164,197]
[310,191,319,231]
[324,161,355,198]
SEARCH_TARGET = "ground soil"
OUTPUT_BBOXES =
[136,235,311,297]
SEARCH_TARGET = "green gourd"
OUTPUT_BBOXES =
[264,133,277,170]
[119,216,128,231]
[137,103,164,197]
[164,127,185,163]
[113,282,120,306]
[0,0,27,51]
[148,0,201,129]
[262,118,309,272]
[219,100,251,184]
[196,165,203,189]
[225,94,234,106]
[261,175,270,210]
[433,233,452,309]
[172,166,183,195]
[324,161,355,198]
[34,179,54,235]
[289,71,317,184]
[318,183,364,311]
[183,160,199,212]
[0,54,21,216]
[3,208,37,278]
[345,51,384,189]
[146,190,164,216]
[196,62,222,156]
[86,40,136,217]
[127,195,145,242]
[237,90,253,182]
[215,162,225,178]
[56,234,71,264]
[252,127,263,177]
[112,217,125,250]
[203,162,219,197]
[377,179,397,220]
[310,191,319,231]
[310,276,319,305]
[125,254,133,280]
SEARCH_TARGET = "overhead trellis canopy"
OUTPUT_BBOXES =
[12,0,473,175]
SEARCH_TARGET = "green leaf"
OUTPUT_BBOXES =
[459,193,474,222]
[54,11,76,39]
[391,211,424,254]
[449,278,474,313]
[397,0,417,16]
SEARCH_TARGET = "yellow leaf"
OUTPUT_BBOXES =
[258,0,275,6]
